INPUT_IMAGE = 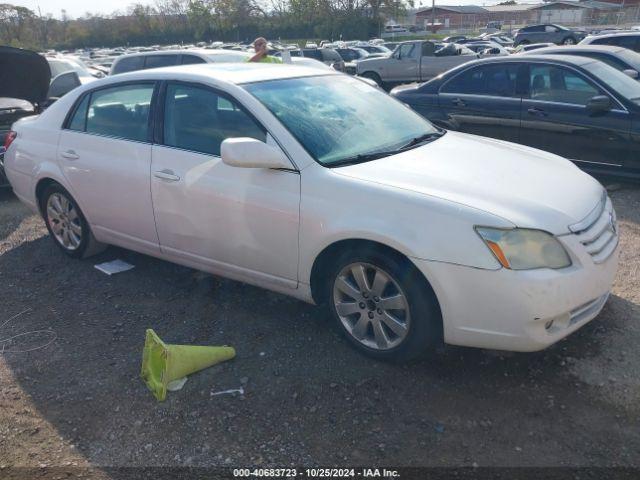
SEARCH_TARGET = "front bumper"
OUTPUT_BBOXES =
[412,201,619,352]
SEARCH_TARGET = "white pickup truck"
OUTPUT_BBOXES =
[356,40,479,88]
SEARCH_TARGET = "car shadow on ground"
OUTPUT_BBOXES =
[1,233,638,469]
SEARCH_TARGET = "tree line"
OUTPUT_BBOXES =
[0,0,409,50]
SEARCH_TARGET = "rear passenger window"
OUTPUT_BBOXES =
[112,56,144,75]
[442,64,519,97]
[144,55,178,69]
[181,55,207,65]
[163,83,265,156]
[85,84,154,142]
[68,94,90,131]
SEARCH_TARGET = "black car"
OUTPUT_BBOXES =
[391,55,640,179]
[0,47,51,186]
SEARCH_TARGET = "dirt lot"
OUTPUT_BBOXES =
[0,180,639,476]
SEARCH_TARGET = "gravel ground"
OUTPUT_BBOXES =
[0,180,639,475]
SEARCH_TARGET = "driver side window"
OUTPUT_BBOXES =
[398,43,416,60]
[162,83,266,156]
[528,65,602,105]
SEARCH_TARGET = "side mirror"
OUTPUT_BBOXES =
[221,137,292,169]
[623,69,639,79]
[586,95,611,114]
[47,71,81,99]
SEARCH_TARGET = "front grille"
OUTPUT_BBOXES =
[570,192,618,264]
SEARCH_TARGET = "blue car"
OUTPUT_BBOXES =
[391,55,640,179]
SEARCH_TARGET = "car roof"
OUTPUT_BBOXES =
[468,54,597,67]
[101,62,336,85]
[588,31,640,39]
[524,45,627,55]
[114,49,249,59]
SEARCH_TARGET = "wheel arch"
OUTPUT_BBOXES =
[309,238,442,317]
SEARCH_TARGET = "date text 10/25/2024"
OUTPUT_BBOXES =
[233,468,400,478]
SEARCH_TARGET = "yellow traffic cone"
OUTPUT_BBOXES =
[140,329,236,401]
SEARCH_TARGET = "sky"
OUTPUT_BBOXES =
[10,0,501,19]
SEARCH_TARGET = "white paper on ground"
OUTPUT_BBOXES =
[94,259,135,275]
[166,377,188,392]
[210,387,244,396]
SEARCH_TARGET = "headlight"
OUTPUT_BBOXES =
[476,227,571,270]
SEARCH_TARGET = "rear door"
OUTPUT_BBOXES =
[519,62,632,169]
[57,82,159,253]
[437,62,523,142]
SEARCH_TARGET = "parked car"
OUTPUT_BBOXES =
[514,24,587,46]
[4,63,618,360]
[286,48,346,72]
[355,44,393,56]
[335,48,370,74]
[463,42,510,57]
[47,55,104,79]
[514,42,556,53]
[110,49,250,75]
[580,32,640,53]
[479,33,515,47]
[0,47,52,186]
[444,35,467,43]
[384,25,408,34]
[391,55,640,179]
[356,40,478,88]
[524,45,640,79]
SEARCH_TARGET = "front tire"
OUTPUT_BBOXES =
[327,249,442,362]
[41,184,105,258]
[562,37,577,45]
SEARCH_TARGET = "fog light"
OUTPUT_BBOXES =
[545,320,554,330]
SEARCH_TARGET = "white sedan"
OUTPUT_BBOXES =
[3,63,618,361]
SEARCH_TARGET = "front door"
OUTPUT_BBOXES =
[519,63,632,170]
[150,82,300,287]
[386,43,419,83]
[438,63,522,142]
[57,82,159,253]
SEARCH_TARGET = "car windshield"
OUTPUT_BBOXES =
[589,61,640,104]
[245,75,440,166]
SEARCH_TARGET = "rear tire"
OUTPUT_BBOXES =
[40,184,106,259]
[326,249,442,362]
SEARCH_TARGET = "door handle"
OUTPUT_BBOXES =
[527,107,548,117]
[452,98,466,107]
[61,150,79,160]
[154,169,180,182]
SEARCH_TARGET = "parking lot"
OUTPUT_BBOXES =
[0,178,639,473]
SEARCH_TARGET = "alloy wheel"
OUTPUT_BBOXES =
[333,262,410,350]
[46,192,83,251]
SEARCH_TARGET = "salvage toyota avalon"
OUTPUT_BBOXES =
[3,63,618,361]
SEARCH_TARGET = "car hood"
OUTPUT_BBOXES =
[0,46,51,105]
[333,131,603,235]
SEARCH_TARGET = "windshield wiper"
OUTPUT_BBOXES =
[329,130,445,168]
[398,131,445,150]
[329,151,396,167]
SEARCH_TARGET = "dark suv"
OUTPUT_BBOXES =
[514,24,587,46]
